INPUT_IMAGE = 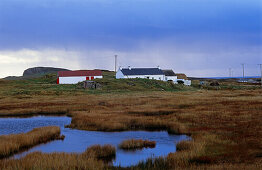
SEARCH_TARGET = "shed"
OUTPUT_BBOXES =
[176,73,188,80]
[57,70,103,84]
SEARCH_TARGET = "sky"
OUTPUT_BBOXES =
[0,0,261,78]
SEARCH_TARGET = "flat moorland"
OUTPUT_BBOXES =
[0,73,261,169]
[0,126,62,158]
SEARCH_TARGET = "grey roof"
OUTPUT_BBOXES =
[121,68,164,75]
[162,70,176,76]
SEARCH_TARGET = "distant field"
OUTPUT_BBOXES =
[0,73,261,169]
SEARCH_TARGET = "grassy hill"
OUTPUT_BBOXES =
[0,71,195,97]
[1,71,260,98]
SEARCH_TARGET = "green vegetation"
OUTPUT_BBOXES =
[0,71,196,97]
[1,71,259,98]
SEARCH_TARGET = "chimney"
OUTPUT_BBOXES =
[157,66,161,69]
[128,66,131,70]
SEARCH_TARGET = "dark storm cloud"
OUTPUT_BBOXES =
[0,0,261,77]
[0,0,261,50]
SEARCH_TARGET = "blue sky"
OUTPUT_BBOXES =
[0,0,261,77]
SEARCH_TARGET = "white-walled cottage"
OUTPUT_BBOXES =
[57,70,103,84]
[116,67,191,86]
[116,67,165,80]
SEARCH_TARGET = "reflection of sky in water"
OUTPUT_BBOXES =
[0,116,190,167]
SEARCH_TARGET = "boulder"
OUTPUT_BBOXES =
[81,81,102,89]
[210,81,220,86]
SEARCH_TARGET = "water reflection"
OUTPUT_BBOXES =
[0,116,189,167]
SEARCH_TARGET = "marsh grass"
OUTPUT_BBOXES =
[119,139,156,150]
[0,145,116,170]
[83,145,116,160]
[0,126,62,158]
[0,74,262,169]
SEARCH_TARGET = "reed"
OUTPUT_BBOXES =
[119,139,156,150]
[0,145,116,170]
[83,145,116,160]
[0,126,62,158]
[0,75,261,168]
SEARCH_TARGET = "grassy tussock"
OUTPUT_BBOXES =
[176,141,192,151]
[68,110,186,135]
[0,126,62,158]
[0,145,116,170]
[83,145,116,160]
[119,139,156,150]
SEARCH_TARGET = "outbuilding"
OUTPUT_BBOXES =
[162,69,178,83]
[176,73,191,86]
[57,70,103,84]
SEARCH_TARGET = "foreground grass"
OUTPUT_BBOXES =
[119,139,156,150]
[0,126,62,158]
[0,145,116,170]
[0,74,262,169]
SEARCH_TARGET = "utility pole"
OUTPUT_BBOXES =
[241,63,245,82]
[259,64,262,87]
[229,68,232,77]
[115,55,117,72]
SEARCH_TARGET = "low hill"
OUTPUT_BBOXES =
[23,67,70,76]
[4,67,70,80]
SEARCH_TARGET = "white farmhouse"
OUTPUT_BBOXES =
[162,70,178,83]
[116,67,165,80]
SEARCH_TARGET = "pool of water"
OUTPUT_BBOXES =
[0,116,190,167]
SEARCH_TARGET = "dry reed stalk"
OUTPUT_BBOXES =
[119,139,156,150]
[0,126,62,158]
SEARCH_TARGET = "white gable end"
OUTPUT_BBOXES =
[116,69,125,79]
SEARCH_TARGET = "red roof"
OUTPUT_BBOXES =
[58,70,102,77]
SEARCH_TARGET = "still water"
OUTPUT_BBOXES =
[0,116,189,167]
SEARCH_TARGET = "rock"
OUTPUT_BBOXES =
[23,67,70,76]
[210,81,220,86]
[127,82,135,86]
[81,81,102,89]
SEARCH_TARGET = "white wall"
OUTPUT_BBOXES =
[177,79,191,86]
[124,75,165,81]
[116,70,125,79]
[59,76,103,84]
[165,76,178,82]
[116,70,165,80]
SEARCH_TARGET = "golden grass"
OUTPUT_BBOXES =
[83,144,116,160]
[0,145,116,170]
[0,87,261,168]
[119,139,156,150]
[0,126,62,158]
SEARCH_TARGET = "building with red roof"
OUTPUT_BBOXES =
[57,70,103,84]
